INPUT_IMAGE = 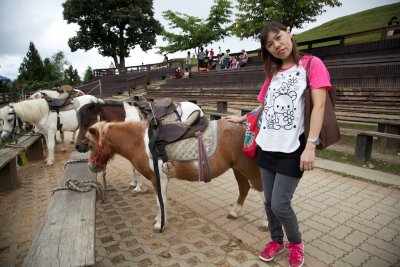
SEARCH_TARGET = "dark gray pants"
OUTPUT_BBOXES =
[261,167,301,244]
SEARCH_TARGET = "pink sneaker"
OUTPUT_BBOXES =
[259,241,285,262]
[286,241,304,267]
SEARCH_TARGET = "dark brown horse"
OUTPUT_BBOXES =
[86,119,265,231]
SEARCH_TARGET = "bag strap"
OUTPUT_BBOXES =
[305,56,314,87]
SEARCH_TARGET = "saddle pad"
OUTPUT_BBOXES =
[165,120,217,161]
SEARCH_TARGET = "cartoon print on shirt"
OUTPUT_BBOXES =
[264,106,275,129]
[269,74,299,130]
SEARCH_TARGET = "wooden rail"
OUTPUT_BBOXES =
[23,152,97,267]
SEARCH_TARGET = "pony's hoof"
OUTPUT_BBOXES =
[226,213,238,220]
[46,161,54,166]
[259,225,269,232]
[129,182,137,188]
[153,222,162,231]
[132,186,143,193]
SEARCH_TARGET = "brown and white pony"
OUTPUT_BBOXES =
[86,119,265,231]
[76,101,204,193]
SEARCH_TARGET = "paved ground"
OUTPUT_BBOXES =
[0,133,399,267]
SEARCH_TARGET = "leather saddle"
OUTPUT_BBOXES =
[154,110,208,144]
[132,96,181,121]
[42,92,74,111]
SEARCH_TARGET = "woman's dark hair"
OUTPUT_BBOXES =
[259,21,301,77]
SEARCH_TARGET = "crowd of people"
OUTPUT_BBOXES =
[167,47,251,79]
[182,47,250,73]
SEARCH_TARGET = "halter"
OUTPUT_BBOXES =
[89,126,107,169]
[3,105,21,138]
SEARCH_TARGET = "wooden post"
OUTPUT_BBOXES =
[354,134,373,164]
[217,101,227,113]
[99,80,103,98]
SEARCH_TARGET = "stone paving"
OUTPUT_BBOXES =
[0,134,399,267]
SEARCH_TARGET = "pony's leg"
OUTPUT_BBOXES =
[46,131,56,165]
[153,162,169,230]
[228,169,251,219]
[129,167,143,193]
[70,131,76,144]
[59,132,67,152]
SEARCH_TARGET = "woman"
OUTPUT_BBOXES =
[225,21,331,267]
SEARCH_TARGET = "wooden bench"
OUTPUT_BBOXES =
[0,134,44,190]
[23,151,97,267]
[340,128,400,163]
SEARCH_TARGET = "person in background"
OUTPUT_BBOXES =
[163,54,169,62]
[108,61,115,75]
[186,51,192,73]
[209,48,215,60]
[225,21,332,267]
[197,47,206,71]
[218,46,222,55]
[230,56,238,69]
[239,49,249,67]
[172,67,182,79]
[222,50,231,69]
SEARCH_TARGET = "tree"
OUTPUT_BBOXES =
[233,0,342,39]
[83,66,95,82]
[63,65,81,85]
[18,42,45,82]
[158,0,233,56]
[63,0,163,72]
[42,51,69,83]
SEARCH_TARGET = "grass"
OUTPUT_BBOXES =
[295,3,400,43]
[316,149,400,176]
[315,121,400,176]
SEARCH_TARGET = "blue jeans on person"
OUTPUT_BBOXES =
[260,167,301,244]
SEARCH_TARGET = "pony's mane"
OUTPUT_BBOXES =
[78,102,123,125]
[86,121,109,144]
[13,99,49,122]
[87,120,148,144]
[30,90,61,99]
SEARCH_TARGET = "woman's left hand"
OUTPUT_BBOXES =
[300,143,316,171]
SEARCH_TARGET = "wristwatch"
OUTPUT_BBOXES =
[307,137,320,145]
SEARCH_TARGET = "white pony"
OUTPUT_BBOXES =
[29,88,85,100]
[29,89,85,144]
[123,101,204,192]
[1,95,102,165]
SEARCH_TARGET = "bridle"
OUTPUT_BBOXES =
[89,126,107,169]
[3,105,22,138]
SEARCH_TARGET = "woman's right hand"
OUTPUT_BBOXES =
[224,115,246,123]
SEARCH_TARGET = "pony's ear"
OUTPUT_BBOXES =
[88,127,99,139]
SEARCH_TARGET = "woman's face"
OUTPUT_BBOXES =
[265,27,293,60]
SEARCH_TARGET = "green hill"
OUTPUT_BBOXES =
[295,2,400,42]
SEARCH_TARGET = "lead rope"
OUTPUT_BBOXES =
[52,179,105,202]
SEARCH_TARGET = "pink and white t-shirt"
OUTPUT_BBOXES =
[255,55,331,153]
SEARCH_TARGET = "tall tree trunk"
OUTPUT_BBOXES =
[118,56,126,74]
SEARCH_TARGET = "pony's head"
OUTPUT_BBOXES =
[0,105,22,140]
[86,121,114,173]
[75,102,99,152]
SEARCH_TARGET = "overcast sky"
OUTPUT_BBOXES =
[0,0,398,80]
